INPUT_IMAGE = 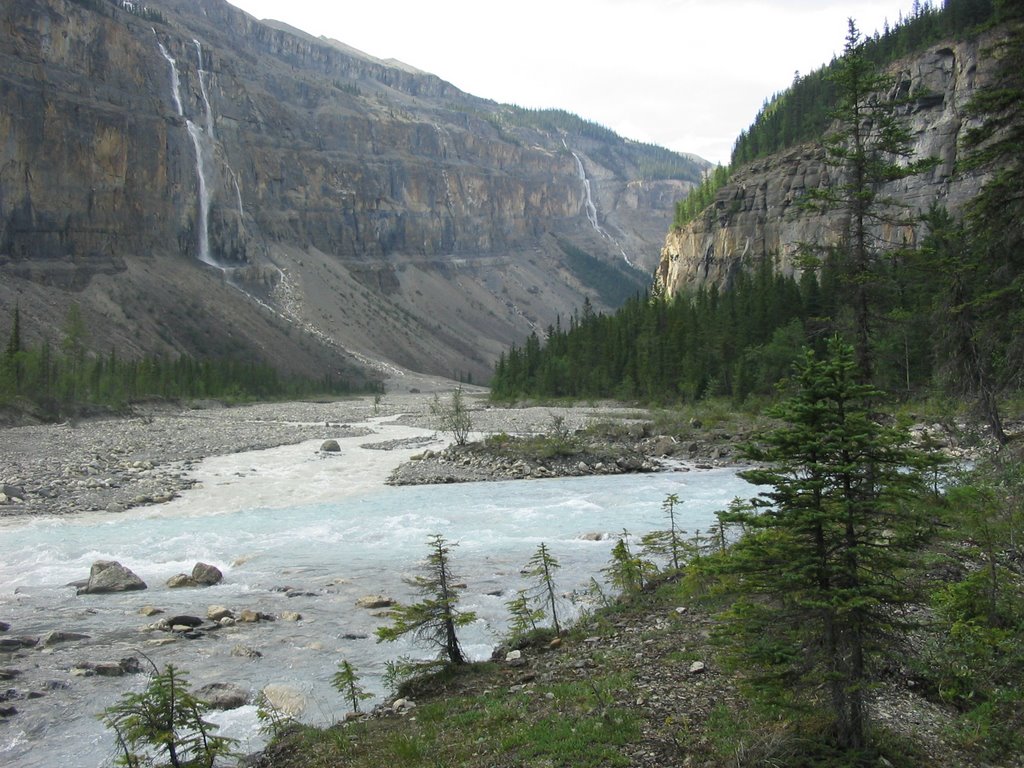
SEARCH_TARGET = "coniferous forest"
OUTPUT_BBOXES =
[493,1,1023,445]
[0,303,377,419]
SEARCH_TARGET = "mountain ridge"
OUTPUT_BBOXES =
[0,0,706,385]
[655,28,996,296]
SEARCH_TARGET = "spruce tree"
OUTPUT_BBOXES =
[99,664,235,768]
[801,20,938,383]
[640,493,690,571]
[718,337,935,752]
[376,534,477,665]
[331,659,372,714]
[525,542,563,634]
[946,9,1024,444]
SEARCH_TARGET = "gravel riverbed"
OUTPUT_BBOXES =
[0,393,691,519]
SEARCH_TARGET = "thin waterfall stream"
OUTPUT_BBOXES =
[563,140,638,269]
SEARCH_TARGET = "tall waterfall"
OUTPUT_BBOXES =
[229,167,245,223]
[186,120,215,266]
[194,39,215,140]
[157,38,216,266]
[570,150,601,232]
[563,140,637,269]
[157,42,183,117]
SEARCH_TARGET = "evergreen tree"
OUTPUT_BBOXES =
[640,493,690,571]
[718,338,936,753]
[800,20,938,383]
[505,589,543,637]
[99,664,236,768]
[525,542,563,635]
[376,534,477,665]
[947,8,1024,443]
[602,530,655,595]
[5,304,21,358]
[331,659,372,714]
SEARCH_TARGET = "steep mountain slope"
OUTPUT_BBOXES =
[0,0,706,386]
[655,32,993,295]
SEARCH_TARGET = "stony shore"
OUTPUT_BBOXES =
[0,391,744,519]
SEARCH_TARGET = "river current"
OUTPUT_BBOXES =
[0,418,751,767]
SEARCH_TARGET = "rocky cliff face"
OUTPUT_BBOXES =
[656,35,994,296]
[0,0,705,385]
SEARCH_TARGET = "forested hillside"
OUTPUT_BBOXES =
[674,0,996,230]
[494,1,1023,443]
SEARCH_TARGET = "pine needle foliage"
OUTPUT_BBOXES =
[640,492,693,571]
[98,663,236,768]
[376,534,478,665]
[525,542,563,634]
[331,659,373,714]
[716,337,938,753]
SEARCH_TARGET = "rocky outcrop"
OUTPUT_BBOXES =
[0,0,706,384]
[656,34,996,296]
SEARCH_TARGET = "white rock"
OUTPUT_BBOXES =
[261,684,306,717]
[207,605,234,621]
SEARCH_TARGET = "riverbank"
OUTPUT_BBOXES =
[0,392,748,518]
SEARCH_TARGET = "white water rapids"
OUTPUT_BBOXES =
[0,417,751,767]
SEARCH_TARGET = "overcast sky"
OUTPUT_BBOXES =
[227,0,915,165]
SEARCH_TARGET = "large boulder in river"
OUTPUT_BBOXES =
[167,563,223,588]
[166,573,198,588]
[320,439,341,453]
[356,595,395,609]
[192,562,223,586]
[78,561,147,595]
[198,682,249,710]
[261,684,306,717]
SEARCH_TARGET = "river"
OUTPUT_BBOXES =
[0,418,751,767]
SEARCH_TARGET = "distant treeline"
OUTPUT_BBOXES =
[0,305,376,419]
[490,215,1005,405]
[493,257,812,403]
[674,0,999,230]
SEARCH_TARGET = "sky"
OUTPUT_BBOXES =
[227,0,915,165]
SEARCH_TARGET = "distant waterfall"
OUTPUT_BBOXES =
[186,120,215,266]
[157,38,216,266]
[194,40,215,140]
[229,167,245,223]
[570,150,601,232]
[563,139,636,269]
[157,43,183,117]
[157,36,250,268]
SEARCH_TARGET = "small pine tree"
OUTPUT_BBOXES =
[99,663,236,768]
[331,659,372,714]
[602,530,655,595]
[505,589,543,636]
[640,493,691,571]
[376,534,477,665]
[526,542,563,634]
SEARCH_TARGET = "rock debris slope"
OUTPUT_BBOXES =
[0,0,707,383]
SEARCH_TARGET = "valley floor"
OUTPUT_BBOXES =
[0,391,669,519]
